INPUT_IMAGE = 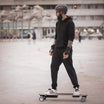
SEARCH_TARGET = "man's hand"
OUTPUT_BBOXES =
[63,53,69,59]
[49,49,53,56]
[63,47,71,59]
[49,44,55,56]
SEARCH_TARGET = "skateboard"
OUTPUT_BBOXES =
[39,93,87,102]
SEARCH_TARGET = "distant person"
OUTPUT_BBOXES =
[32,31,36,40]
[78,31,81,43]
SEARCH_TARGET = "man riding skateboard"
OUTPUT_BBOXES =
[45,4,80,96]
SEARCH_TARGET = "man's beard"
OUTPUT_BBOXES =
[57,14,62,21]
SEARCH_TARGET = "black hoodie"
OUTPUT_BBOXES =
[55,16,75,48]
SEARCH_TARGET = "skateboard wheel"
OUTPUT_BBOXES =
[39,96,46,102]
[81,96,86,102]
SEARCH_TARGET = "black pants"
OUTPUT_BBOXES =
[51,47,79,90]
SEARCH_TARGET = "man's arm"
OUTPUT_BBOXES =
[66,20,75,50]
[63,21,75,58]
[68,20,75,42]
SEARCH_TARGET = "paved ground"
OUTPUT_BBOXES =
[0,39,104,104]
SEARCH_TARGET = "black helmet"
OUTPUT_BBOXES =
[55,4,68,14]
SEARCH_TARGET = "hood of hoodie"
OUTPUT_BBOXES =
[58,15,72,22]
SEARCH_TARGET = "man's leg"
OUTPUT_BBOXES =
[63,49,79,88]
[51,48,62,90]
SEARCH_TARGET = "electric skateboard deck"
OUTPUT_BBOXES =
[39,93,87,102]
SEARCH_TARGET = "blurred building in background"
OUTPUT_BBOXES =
[0,0,104,39]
